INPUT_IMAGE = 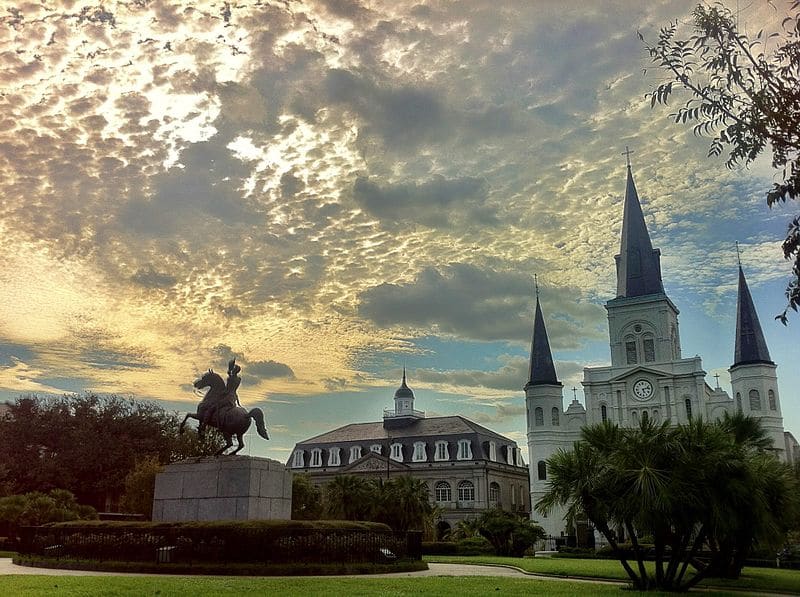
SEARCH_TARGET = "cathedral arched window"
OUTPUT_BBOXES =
[642,411,649,425]
[652,409,660,423]
[537,460,547,480]
[434,481,451,502]
[458,481,475,502]
[685,398,692,420]
[600,404,608,423]
[642,333,656,362]
[736,392,742,412]
[551,407,560,426]
[625,336,638,364]
[749,389,761,411]
[534,407,544,426]
[489,482,500,506]
[769,390,776,411]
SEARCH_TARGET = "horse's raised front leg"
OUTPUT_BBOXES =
[179,413,198,434]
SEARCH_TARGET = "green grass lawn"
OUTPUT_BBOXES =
[0,575,752,596]
[426,555,800,593]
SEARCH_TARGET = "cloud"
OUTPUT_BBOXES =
[247,360,296,380]
[358,263,605,347]
[352,175,496,228]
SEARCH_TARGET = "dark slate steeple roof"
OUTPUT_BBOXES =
[526,296,560,387]
[394,368,414,399]
[733,266,774,367]
[615,165,665,298]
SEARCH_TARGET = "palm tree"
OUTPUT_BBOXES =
[323,475,375,521]
[374,475,433,531]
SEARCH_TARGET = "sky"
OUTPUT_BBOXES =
[0,0,797,464]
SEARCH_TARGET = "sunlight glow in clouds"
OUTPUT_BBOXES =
[0,0,796,461]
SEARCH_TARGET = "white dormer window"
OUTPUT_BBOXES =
[310,448,322,467]
[434,440,449,461]
[390,442,403,462]
[412,441,426,462]
[370,444,382,454]
[506,445,515,465]
[292,450,305,468]
[516,450,525,467]
[349,445,362,463]
[457,439,472,460]
[328,447,341,466]
[489,441,497,462]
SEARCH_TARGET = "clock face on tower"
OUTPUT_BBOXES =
[632,379,654,401]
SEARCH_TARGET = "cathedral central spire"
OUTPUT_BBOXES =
[614,162,665,298]
[733,265,773,367]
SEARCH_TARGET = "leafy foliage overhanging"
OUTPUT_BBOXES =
[642,2,800,323]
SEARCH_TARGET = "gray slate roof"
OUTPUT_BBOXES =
[296,415,514,446]
[526,297,560,386]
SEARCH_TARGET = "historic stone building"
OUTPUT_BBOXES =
[525,161,798,538]
[289,372,530,536]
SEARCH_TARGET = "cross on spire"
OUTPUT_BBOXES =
[622,146,634,168]
[534,274,539,300]
[714,373,720,389]
[572,387,578,400]
[735,241,742,267]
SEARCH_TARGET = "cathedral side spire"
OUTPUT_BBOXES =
[733,264,773,367]
[526,293,561,387]
[614,161,665,298]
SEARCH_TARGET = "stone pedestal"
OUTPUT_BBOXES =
[152,456,292,522]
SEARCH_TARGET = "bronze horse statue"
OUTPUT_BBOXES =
[180,367,269,455]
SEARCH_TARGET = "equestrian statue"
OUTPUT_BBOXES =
[180,359,270,455]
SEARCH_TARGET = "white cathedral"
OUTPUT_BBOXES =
[525,161,798,538]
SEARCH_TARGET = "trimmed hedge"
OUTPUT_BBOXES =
[17,520,421,569]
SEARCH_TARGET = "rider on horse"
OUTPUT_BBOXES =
[203,359,242,428]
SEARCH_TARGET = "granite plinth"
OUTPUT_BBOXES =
[152,456,292,522]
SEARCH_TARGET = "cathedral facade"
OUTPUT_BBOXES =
[525,163,797,538]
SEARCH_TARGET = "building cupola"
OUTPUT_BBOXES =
[384,368,425,429]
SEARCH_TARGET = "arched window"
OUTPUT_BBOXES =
[736,392,742,412]
[412,441,426,462]
[600,404,608,423]
[625,336,638,364]
[643,333,656,362]
[390,442,403,462]
[685,398,692,419]
[537,460,547,480]
[489,482,500,506]
[458,481,475,502]
[434,440,449,461]
[769,390,776,411]
[652,409,660,423]
[551,407,560,426]
[434,481,451,502]
[631,410,639,425]
[328,447,341,466]
[749,389,761,411]
[310,448,322,467]
[534,407,544,426]
[642,411,649,425]
[292,450,304,468]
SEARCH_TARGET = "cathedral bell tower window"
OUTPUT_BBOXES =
[749,389,761,411]
[551,407,560,426]
[769,390,776,411]
[534,407,544,426]
[600,404,608,423]
[625,339,638,364]
[643,335,656,362]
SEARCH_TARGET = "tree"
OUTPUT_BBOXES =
[323,475,375,521]
[119,457,163,519]
[475,508,545,557]
[373,476,434,532]
[0,394,222,510]
[0,489,97,537]
[537,416,799,591]
[642,2,800,323]
[291,473,323,520]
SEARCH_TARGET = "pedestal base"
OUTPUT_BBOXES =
[152,456,292,522]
